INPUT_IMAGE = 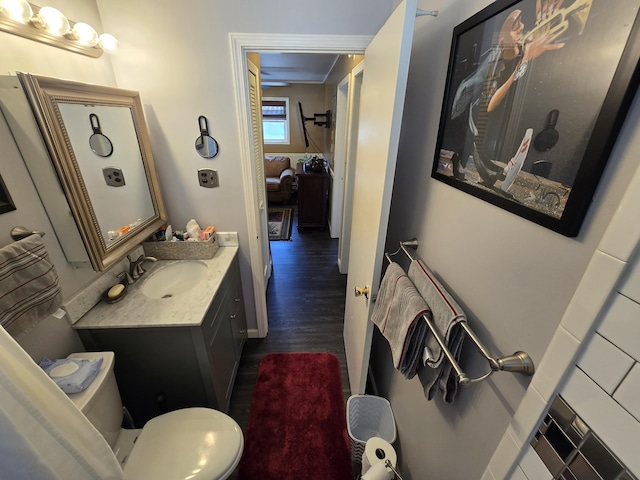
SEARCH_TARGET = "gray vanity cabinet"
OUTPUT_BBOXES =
[194,255,246,413]
[76,255,247,427]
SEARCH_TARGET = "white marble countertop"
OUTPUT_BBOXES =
[72,247,238,329]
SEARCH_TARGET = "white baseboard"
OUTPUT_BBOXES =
[247,328,263,338]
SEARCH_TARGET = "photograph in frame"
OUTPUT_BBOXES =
[431,0,640,236]
[0,172,16,215]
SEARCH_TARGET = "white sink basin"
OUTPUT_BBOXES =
[141,261,208,299]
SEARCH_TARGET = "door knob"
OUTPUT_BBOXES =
[354,286,369,299]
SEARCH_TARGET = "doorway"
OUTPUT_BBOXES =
[230,34,372,338]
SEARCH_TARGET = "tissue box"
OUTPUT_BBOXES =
[142,234,219,260]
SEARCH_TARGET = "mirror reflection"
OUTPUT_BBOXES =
[195,115,218,158]
[16,72,167,272]
[195,135,219,158]
[88,113,113,157]
[58,102,155,244]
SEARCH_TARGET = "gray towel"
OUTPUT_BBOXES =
[372,262,430,379]
[409,259,466,403]
[417,328,465,403]
[0,234,62,336]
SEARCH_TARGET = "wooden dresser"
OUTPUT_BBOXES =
[296,162,329,230]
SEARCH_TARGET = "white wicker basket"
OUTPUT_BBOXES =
[346,395,396,464]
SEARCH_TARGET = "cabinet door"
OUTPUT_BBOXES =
[298,172,328,228]
[206,305,236,413]
[229,257,247,359]
[231,301,246,361]
[78,327,210,426]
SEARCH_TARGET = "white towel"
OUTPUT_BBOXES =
[409,259,466,403]
[0,234,62,336]
[371,262,430,379]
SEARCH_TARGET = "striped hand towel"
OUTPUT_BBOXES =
[0,234,62,336]
[409,259,466,403]
[371,262,430,379]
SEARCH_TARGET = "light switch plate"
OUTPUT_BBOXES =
[102,167,126,187]
[198,168,219,188]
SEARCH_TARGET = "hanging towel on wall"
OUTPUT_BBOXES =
[0,234,62,336]
[371,262,430,379]
[408,259,466,403]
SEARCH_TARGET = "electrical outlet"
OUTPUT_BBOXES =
[198,168,219,188]
[102,167,126,187]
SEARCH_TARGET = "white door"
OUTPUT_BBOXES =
[343,0,417,394]
[247,59,272,291]
[329,74,350,240]
[337,61,364,274]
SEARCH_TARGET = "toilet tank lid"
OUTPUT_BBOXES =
[65,351,115,412]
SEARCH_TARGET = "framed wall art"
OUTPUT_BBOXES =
[431,0,640,237]
[0,172,16,215]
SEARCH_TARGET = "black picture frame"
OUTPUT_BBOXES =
[0,172,16,215]
[431,0,640,237]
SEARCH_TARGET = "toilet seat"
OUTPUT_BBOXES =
[123,407,244,480]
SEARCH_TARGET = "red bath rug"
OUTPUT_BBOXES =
[237,352,352,480]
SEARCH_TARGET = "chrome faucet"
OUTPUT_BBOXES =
[116,271,135,285]
[127,254,158,280]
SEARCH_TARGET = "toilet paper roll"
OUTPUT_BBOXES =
[361,436,397,475]
[361,460,393,480]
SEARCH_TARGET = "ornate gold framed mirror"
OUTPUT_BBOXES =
[16,73,166,271]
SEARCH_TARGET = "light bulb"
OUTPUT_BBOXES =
[72,22,98,46]
[36,6,69,36]
[0,0,33,24]
[99,33,118,53]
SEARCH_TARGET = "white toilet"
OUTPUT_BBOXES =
[64,351,244,480]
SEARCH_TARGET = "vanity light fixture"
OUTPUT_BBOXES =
[0,0,117,57]
[0,0,32,23]
[71,22,98,46]
[98,33,118,53]
[33,6,69,36]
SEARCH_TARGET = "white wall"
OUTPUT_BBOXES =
[95,0,394,333]
[501,249,640,479]
[0,0,116,292]
[484,153,640,479]
[0,0,118,359]
[1,0,392,350]
[1,0,115,84]
[4,0,635,477]
[369,0,640,478]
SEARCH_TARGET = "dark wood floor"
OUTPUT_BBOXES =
[227,204,351,477]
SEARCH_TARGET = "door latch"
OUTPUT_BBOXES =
[354,286,369,300]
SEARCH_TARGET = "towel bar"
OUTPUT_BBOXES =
[10,226,45,241]
[384,239,534,387]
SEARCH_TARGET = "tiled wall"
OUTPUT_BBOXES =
[481,248,630,480]
[561,255,640,474]
[501,254,640,479]
[482,149,640,479]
